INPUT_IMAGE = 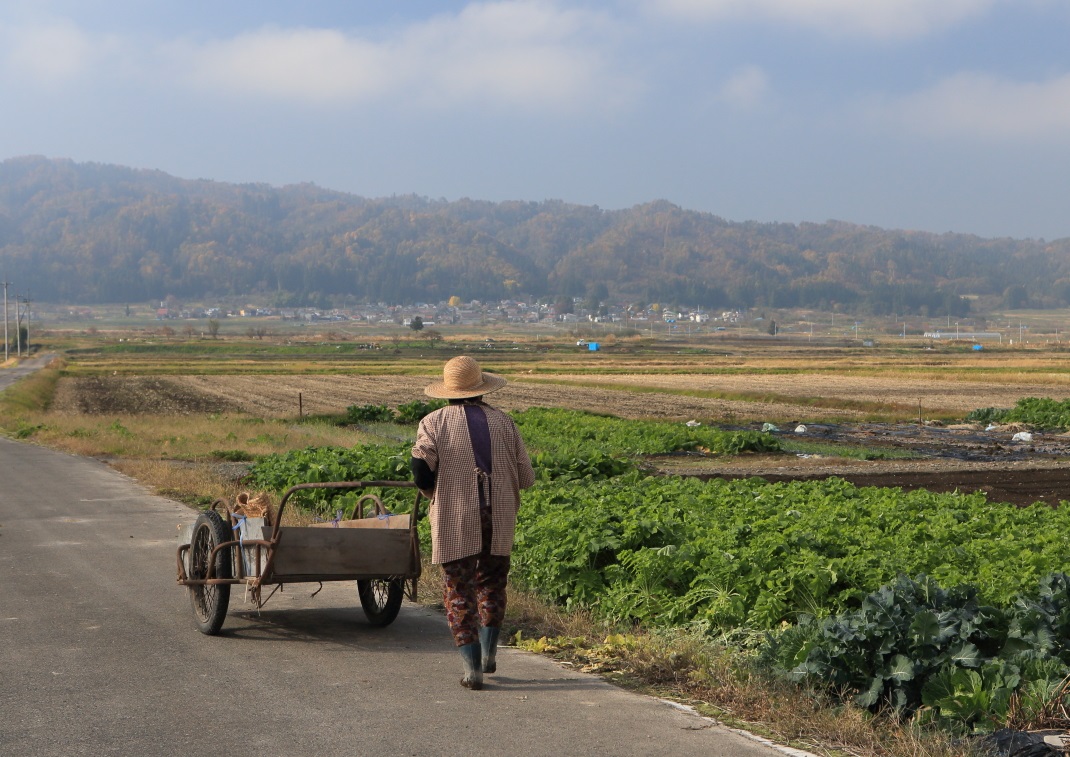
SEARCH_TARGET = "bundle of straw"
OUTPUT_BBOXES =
[234,491,272,518]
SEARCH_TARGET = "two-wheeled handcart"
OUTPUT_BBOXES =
[176,481,423,634]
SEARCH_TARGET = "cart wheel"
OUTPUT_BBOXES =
[188,510,232,635]
[357,579,404,627]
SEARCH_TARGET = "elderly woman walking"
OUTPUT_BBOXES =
[411,356,535,690]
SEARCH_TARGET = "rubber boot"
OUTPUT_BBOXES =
[458,642,483,690]
[479,626,501,674]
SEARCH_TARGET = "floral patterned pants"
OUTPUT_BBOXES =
[440,505,510,647]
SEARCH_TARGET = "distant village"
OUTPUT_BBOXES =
[60,299,748,330]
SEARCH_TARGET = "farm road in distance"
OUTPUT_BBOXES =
[0,352,55,392]
[0,436,789,757]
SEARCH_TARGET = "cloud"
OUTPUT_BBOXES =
[179,28,391,102]
[175,1,634,111]
[1,21,101,84]
[869,72,1070,140]
[720,65,769,109]
[645,0,998,38]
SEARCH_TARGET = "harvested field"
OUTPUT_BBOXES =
[49,373,870,423]
[45,369,1070,423]
[50,376,241,415]
[530,373,1070,416]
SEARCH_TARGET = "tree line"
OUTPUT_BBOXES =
[1,155,1067,316]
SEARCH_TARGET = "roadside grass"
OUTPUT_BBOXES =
[112,458,245,509]
[4,413,377,460]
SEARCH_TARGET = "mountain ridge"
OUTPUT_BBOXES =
[1,155,1066,314]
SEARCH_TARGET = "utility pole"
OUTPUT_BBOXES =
[22,294,30,354]
[14,294,21,357]
[2,280,8,361]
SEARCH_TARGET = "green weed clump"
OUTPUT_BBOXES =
[210,449,257,462]
[345,404,395,423]
[965,406,1008,425]
[345,399,446,425]
[395,399,447,424]
[966,396,1070,429]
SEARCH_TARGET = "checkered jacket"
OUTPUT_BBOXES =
[412,404,536,564]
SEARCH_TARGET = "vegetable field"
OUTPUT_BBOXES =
[511,475,1070,628]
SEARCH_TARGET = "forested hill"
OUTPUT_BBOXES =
[2,154,1068,314]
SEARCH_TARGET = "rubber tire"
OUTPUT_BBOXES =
[357,579,404,627]
[188,510,232,635]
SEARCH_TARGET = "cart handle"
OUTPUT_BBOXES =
[352,493,390,520]
[270,481,423,542]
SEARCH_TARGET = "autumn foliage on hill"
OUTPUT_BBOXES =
[2,155,1068,313]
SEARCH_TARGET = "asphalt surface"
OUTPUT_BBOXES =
[0,433,790,757]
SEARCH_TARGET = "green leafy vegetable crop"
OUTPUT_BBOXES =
[764,572,1070,733]
[512,475,1070,630]
[512,407,780,457]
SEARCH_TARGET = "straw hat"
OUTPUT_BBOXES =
[425,356,507,399]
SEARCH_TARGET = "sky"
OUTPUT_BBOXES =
[1,0,1069,240]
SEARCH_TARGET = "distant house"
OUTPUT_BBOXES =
[923,330,1002,341]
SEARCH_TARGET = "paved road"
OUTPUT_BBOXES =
[0,436,791,757]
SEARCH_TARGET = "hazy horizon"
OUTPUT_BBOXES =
[2,2,1069,240]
